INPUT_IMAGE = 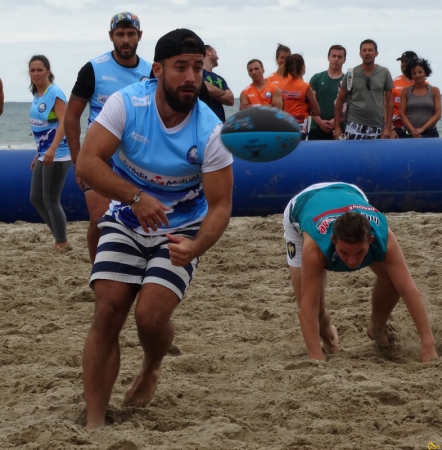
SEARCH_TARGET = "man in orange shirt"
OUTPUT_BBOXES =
[240,59,282,110]
[392,51,418,138]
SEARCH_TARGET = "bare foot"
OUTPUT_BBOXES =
[53,242,72,253]
[321,325,339,354]
[366,323,390,347]
[85,419,105,430]
[122,365,162,408]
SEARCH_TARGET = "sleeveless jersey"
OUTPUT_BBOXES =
[289,183,388,272]
[392,74,413,128]
[241,81,279,106]
[280,77,310,123]
[109,79,222,234]
[266,72,284,87]
[89,51,152,125]
[29,83,70,160]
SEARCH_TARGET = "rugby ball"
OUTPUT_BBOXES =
[221,106,301,162]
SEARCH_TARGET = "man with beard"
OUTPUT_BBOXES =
[333,39,394,140]
[64,12,152,263]
[203,45,234,121]
[76,28,233,429]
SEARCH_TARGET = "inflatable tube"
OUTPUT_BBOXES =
[232,138,442,216]
[1,138,441,223]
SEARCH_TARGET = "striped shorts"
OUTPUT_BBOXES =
[344,121,382,140]
[90,215,201,300]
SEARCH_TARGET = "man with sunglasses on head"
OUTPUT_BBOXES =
[333,39,394,140]
[65,12,152,264]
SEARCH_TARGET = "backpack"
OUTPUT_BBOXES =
[336,67,353,123]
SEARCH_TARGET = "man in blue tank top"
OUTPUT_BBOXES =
[65,12,152,263]
[283,182,437,363]
[77,28,233,429]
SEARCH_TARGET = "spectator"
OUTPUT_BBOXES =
[239,59,282,110]
[392,51,419,138]
[334,39,393,140]
[281,54,320,139]
[266,43,291,87]
[203,45,234,121]
[399,58,440,138]
[309,45,346,140]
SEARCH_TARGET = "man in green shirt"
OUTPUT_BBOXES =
[309,45,346,140]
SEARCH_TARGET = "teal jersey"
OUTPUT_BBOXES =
[290,183,388,271]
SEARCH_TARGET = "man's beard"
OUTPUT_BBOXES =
[162,77,200,114]
[114,42,138,60]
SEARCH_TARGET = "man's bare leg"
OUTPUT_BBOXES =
[289,267,338,353]
[123,283,179,407]
[84,191,110,263]
[82,280,137,429]
[367,263,400,346]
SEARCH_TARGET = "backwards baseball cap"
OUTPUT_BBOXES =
[396,51,418,61]
[110,12,140,32]
[154,28,205,62]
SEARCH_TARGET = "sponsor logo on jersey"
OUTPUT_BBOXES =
[130,132,149,144]
[38,103,46,113]
[287,242,296,259]
[187,146,199,165]
[94,54,110,64]
[97,94,109,104]
[130,95,151,107]
[102,76,117,82]
[30,118,48,127]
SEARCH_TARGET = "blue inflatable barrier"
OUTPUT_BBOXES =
[232,138,442,216]
[1,138,441,223]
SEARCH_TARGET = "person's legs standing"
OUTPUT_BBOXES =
[84,191,111,263]
[82,279,137,429]
[42,160,71,245]
[30,159,53,231]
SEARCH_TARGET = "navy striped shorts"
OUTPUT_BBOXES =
[90,216,201,300]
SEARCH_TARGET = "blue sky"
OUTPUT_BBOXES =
[3,1,442,102]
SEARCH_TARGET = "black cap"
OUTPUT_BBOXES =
[396,51,418,61]
[154,29,205,62]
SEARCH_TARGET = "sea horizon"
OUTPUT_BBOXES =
[1,100,441,150]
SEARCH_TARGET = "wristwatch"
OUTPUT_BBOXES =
[130,189,142,206]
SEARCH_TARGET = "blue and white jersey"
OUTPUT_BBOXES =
[89,52,152,125]
[29,83,70,161]
[95,79,233,235]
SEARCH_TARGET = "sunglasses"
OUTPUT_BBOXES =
[365,77,371,90]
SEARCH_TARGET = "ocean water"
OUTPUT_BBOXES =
[0,101,239,150]
[1,100,441,149]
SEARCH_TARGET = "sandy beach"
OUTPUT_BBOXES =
[1,213,442,450]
